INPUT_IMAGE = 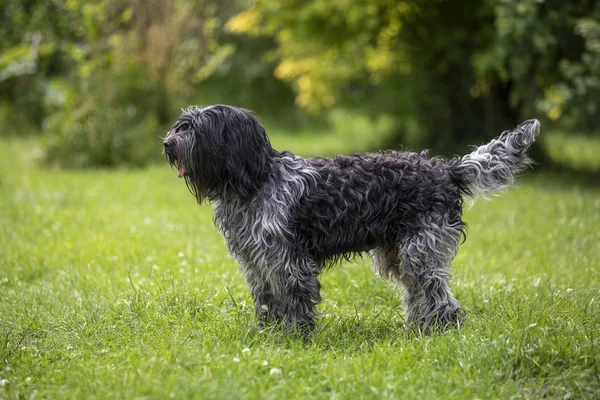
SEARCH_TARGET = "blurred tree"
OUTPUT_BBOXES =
[228,0,416,113]
[3,0,599,166]
[1,0,236,127]
[2,0,309,166]
[0,0,79,131]
[228,0,600,151]
[193,34,313,125]
[41,0,240,167]
[1,0,246,166]
[476,0,600,132]
[227,0,507,151]
[49,0,236,125]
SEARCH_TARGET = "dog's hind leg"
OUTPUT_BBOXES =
[372,247,427,326]
[399,217,466,330]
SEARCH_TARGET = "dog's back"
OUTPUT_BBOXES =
[283,151,466,263]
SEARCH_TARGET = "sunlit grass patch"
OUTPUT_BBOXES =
[541,130,600,172]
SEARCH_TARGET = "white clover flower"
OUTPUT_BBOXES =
[242,348,250,354]
[269,368,281,376]
[233,357,240,363]
[261,360,269,366]
[0,379,9,387]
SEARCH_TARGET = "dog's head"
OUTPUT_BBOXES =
[163,105,274,203]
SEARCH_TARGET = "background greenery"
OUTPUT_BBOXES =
[1,0,600,169]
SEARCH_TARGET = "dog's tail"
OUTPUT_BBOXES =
[453,119,541,200]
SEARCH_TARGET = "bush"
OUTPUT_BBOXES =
[42,67,163,169]
[0,101,40,137]
[43,106,160,169]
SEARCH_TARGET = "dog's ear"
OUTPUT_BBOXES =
[190,106,273,200]
[220,107,273,198]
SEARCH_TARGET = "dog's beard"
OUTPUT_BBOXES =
[164,132,193,178]
[164,132,208,201]
[165,151,186,178]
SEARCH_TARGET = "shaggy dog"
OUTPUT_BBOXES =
[163,105,540,334]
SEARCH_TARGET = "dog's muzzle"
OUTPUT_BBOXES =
[163,139,175,156]
[163,139,186,178]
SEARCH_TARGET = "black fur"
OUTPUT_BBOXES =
[163,105,540,334]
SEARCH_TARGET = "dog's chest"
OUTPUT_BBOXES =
[213,198,292,266]
[211,160,317,267]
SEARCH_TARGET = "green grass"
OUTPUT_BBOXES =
[1,137,599,399]
[541,130,600,173]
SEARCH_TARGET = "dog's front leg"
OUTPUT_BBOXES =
[282,272,322,335]
[265,260,322,336]
[242,266,277,327]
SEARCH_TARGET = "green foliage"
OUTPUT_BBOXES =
[41,54,162,167]
[228,0,600,153]
[0,0,78,130]
[1,0,242,167]
[226,0,420,112]
[227,0,511,150]
[2,0,600,167]
[478,0,600,131]
[44,109,159,168]
[192,35,305,120]
[0,101,38,137]
[1,138,600,398]
[42,72,160,168]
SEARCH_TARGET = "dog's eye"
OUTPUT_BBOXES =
[174,123,190,133]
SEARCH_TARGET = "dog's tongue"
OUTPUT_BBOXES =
[178,167,185,178]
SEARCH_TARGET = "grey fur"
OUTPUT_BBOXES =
[460,119,540,200]
[163,105,541,334]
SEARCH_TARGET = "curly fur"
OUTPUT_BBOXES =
[163,105,540,334]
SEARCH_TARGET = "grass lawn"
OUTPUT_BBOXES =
[1,137,599,399]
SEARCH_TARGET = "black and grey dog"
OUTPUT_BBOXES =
[163,105,540,334]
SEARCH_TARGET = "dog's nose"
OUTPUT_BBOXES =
[163,140,176,156]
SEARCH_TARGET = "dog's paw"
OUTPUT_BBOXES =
[417,306,467,333]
